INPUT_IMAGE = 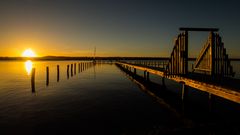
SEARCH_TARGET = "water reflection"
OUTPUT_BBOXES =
[25,60,33,75]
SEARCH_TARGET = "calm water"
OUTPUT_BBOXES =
[0,61,239,135]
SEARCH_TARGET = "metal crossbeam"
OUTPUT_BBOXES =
[179,27,219,32]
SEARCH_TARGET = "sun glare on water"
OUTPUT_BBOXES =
[22,49,36,57]
[25,60,33,75]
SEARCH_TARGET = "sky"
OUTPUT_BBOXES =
[0,0,240,57]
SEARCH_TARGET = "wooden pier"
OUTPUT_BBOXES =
[116,28,240,104]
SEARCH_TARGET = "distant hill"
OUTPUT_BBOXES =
[0,56,239,61]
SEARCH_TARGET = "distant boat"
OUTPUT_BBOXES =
[93,46,96,64]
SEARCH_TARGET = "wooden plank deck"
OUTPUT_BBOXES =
[116,62,240,104]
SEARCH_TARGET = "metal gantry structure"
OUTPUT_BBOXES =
[166,27,234,78]
[116,28,240,104]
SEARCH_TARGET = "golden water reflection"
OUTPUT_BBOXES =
[25,60,33,75]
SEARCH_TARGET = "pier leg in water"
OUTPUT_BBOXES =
[134,68,136,76]
[46,66,49,86]
[31,68,36,93]
[180,82,188,115]
[181,82,188,101]
[162,76,166,88]
[208,93,215,113]
[57,65,60,82]
[78,63,80,73]
[67,65,69,79]
[146,72,150,81]
[144,70,146,79]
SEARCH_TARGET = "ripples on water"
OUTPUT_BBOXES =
[0,61,239,135]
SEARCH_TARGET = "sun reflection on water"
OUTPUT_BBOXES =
[25,60,33,75]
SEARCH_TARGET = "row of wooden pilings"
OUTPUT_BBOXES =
[116,63,189,102]
[31,62,94,93]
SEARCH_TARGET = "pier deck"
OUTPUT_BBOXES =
[116,62,240,104]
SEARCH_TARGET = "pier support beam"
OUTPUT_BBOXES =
[144,70,146,79]
[146,72,149,81]
[162,77,166,88]
[181,82,188,101]
[208,93,215,113]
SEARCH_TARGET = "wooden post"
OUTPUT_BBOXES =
[74,63,76,75]
[31,68,36,93]
[57,65,59,82]
[46,66,49,86]
[71,64,73,76]
[67,65,69,79]
[78,63,80,73]
[81,63,83,72]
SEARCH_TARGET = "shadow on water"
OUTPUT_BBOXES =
[116,64,240,135]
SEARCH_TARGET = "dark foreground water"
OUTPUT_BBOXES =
[0,61,239,135]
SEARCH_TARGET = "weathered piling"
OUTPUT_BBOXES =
[74,63,76,75]
[78,63,80,73]
[67,65,69,79]
[57,65,60,82]
[81,63,83,72]
[71,64,73,76]
[46,66,49,86]
[31,68,36,93]
[83,63,85,71]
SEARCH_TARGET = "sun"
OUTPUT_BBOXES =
[22,48,37,57]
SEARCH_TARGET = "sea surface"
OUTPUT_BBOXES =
[0,60,239,135]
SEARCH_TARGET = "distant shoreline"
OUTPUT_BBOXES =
[0,56,239,61]
[0,56,185,61]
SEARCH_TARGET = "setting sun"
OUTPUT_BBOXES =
[22,49,36,57]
